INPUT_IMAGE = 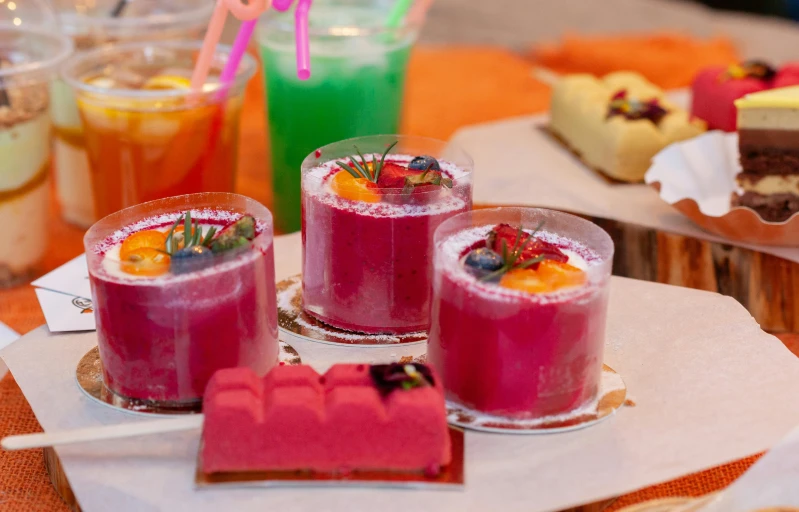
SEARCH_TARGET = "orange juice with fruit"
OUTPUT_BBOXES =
[62,42,256,219]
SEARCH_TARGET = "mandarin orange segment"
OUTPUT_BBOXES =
[536,260,587,289]
[120,247,170,277]
[498,260,586,293]
[330,170,380,203]
[499,269,551,293]
[119,230,167,261]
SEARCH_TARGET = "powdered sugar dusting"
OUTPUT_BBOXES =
[437,225,605,305]
[303,155,471,219]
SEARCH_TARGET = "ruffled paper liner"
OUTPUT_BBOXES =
[646,131,799,246]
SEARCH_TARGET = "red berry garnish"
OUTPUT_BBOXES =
[488,223,568,268]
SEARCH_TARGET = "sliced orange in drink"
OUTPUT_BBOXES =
[142,75,192,91]
[330,170,380,203]
[120,247,170,277]
[119,230,167,261]
[499,260,586,293]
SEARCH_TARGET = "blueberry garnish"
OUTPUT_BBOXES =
[463,248,504,280]
[171,245,214,275]
[409,155,441,172]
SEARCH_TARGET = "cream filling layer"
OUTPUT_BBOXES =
[737,107,799,130]
[738,175,799,195]
[0,179,48,273]
[0,113,51,191]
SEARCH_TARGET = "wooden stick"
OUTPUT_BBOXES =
[1,415,204,451]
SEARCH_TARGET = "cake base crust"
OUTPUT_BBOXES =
[733,191,799,222]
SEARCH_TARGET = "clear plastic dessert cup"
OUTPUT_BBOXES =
[62,41,256,221]
[84,192,279,409]
[50,0,215,227]
[301,135,474,335]
[0,19,72,286]
[428,208,614,420]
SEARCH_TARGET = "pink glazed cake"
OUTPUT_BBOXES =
[201,363,451,474]
[428,208,614,420]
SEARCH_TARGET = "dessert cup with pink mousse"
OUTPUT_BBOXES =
[84,192,279,410]
[428,207,614,420]
[301,135,473,335]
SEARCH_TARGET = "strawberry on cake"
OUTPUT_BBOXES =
[301,135,473,335]
[201,363,452,475]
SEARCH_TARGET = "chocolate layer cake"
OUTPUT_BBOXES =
[734,86,799,222]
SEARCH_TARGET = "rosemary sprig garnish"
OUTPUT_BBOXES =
[335,141,398,183]
[479,221,546,282]
[163,211,216,255]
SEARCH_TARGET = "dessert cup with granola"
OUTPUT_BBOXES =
[0,25,72,286]
[301,135,473,335]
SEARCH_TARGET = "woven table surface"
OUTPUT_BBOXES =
[1,45,797,511]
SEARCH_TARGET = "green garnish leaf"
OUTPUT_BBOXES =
[336,160,362,179]
[202,226,217,247]
[373,141,398,183]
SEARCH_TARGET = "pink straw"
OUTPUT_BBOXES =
[191,0,268,93]
[217,18,257,99]
[273,0,312,80]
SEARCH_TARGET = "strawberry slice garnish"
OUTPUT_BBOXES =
[488,223,568,268]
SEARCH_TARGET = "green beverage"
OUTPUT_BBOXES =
[257,2,420,233]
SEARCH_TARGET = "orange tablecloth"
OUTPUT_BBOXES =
[0,45,792,511]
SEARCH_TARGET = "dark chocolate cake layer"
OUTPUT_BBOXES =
[733,191,799,222]
[738,147,799,175]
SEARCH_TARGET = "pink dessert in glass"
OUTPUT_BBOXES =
[301,135,473,335]
[84,192,279,410]
[428,208,614,420]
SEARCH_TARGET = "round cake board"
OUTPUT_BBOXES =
[446,365,628,434]
[75,340,301,417]
[277,275,427,346]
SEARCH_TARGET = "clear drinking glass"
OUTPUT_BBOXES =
[428,207,614,419]
[50,0,215,227]
[84,192,279,409]
[301,135,473,334]
[257,0,422,233]
[62,41,256,220]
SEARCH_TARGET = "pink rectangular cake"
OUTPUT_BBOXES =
[201,363,452,475]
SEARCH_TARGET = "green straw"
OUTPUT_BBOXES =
[385,0,414,28]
